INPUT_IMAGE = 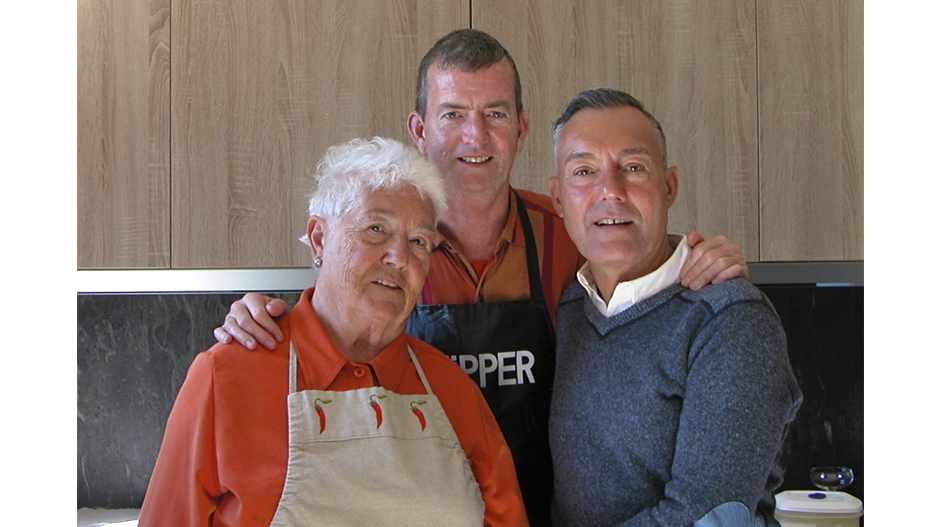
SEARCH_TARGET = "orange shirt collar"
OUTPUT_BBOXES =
[431,187,525,255]
[288,287,414,390]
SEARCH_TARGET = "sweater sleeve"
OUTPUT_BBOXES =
[138,351,222,527]
[618,299,801,527]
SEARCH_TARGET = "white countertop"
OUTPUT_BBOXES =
[77,509,139,527]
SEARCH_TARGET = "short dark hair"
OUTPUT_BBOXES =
[415,29,523,116]
[553,88,668,166]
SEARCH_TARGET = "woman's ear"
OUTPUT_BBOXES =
[307,216,328,259]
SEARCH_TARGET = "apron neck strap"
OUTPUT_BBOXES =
[407,345,434,395]
[289,342,298,394]
[514,191,546,303]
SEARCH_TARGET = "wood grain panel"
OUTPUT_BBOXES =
[474,0,760,259]
[758,0,863,261]
[78,0,171,268]
[172,0,468,267]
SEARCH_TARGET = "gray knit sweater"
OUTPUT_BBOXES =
[549,278,802,527]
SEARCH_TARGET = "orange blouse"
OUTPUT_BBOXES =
[139,288,528,527]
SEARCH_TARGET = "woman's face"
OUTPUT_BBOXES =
[309,185,437,332]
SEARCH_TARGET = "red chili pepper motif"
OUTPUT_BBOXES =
[410,401,428,431]
[370,395,387,429]
[314,398,332,434]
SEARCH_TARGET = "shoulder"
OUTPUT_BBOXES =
[405,336,486,399]
[514,187,558,217]
[559,279,586,306]
[676,278,773,314]
[190,315,292,385]
[406,336,471,381]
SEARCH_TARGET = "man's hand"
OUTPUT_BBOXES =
[213,293,288,350]
[681,231,750,291]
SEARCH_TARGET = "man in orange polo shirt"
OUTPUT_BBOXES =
[213,30,748,524]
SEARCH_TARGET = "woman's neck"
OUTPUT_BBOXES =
[310,292,400,363]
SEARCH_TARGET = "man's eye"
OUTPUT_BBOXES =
[369,224,385,233]
[573,168,592,176]
[625,164,645,172]
[443,112,458,119]
[411,237,428,247]
[489,111,506,118]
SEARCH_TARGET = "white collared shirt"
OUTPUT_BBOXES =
[577,234,691,318]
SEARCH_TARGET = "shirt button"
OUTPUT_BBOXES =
[353,367,366,378]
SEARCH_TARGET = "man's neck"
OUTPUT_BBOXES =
[438,186,512,262]
[591,236,677,304]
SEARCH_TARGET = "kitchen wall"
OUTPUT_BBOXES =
[77,283,863,509]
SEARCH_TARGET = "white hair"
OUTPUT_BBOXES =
[306,137,447,222]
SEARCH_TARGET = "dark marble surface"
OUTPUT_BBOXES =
[77,285,863,509]
[77,292,300,508]
[762,285,864,504]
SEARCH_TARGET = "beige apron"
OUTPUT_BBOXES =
[268,343,485,527]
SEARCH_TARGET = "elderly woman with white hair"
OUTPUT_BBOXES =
[139,137,528,527]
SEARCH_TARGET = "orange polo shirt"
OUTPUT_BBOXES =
[423,188,583,326]
[139,288,528,527]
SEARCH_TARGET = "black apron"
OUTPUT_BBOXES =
[406,193,556,526]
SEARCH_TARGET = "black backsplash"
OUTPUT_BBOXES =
[77,285,863,509]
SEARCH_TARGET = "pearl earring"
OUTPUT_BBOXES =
[313,257,322,268]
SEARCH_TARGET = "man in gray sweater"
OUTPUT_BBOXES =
[547,88,802,527]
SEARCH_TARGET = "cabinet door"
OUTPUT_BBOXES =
[171,0,467,267]
[758,0,863,261]
[474,0,760,260]
[78,0,171,268]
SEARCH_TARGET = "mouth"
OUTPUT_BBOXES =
[458,156,492,164]
[595,218,633,226]
[374,279,402,290]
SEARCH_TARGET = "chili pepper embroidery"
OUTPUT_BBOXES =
[369,394,387,429]
[314,398,332,434]
[410,401,428,431]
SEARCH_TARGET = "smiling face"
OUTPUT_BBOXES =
[308,185,436,342]
[407,59,529,197]
[549,105,678,295]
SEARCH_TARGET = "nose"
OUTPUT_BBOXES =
[461,113,488,147]
[599,164,628,202]
[382,235,410,269]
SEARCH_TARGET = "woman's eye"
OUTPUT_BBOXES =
[369,224,385,233]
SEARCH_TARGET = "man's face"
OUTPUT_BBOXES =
[407,59,529,197]
[549,105,678,284]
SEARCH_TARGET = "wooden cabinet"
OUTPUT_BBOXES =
[78,0,862,269]
[758,0,863,261]
[171,0,467,267]
[78,0,170,268]
[477,0,761,261]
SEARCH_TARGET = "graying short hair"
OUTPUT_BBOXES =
[306,137,447,223]
[415,29,523,116]
[552,88,668,167]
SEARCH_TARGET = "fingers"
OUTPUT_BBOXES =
[265,298,289,318]
[213,294,283,350]
[680,236,750,290]
[213,327,233,345]
[685,230,705,247]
